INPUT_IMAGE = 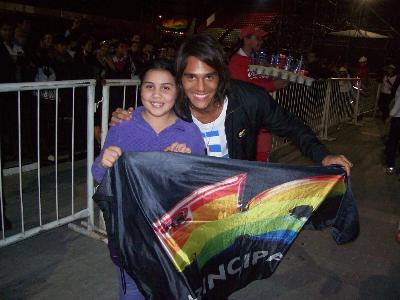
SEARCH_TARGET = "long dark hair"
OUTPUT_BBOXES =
[175,34,230,116]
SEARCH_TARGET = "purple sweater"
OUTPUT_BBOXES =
[92,106,205,183]
[92,106,205,266]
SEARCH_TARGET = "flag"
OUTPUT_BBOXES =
[94,152,359,300]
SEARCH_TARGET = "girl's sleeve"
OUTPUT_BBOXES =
[91,126,120,183]
[188,124,206,156]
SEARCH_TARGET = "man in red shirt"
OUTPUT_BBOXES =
[229,26,287,161]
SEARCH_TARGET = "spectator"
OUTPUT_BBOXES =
[53,35,74,80]
[356,56,369,80]
[385,85,400,175]
[74,35,96,79]
[228,25,287,162]
[109,39,132,79]
[0,20,25,82]
[378,64,397,121]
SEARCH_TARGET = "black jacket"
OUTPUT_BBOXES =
[180,80,330,162]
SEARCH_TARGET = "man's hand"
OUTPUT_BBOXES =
[109,107,134,126]
[164,143,192,154]
[101,146,122,168]
[322,154,353,176]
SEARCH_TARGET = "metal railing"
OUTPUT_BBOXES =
[271,78,377,149]
[100,79,141,146]
[0,80,96,247]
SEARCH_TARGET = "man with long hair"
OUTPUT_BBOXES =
[111,34,352,173]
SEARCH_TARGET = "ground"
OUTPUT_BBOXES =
[1,117,399,300]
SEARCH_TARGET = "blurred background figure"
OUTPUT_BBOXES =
[384,84,400,175]
[378,64,397,121]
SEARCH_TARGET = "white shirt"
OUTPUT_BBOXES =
[192,98,229,158]
[3,42,24,62]
[390,86,400,118]
[238,48,247,57]
[381,75,397,95]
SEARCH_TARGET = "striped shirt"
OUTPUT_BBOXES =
[192,98,229,158]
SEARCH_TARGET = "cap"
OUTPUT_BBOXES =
[358,56,368,63]
[240,25,267,39]
[387,64,396,69]
[339,67,347,72]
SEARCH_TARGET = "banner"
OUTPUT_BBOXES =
[94,152,359,300]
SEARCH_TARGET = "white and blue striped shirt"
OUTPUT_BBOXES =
[192,98,229,158]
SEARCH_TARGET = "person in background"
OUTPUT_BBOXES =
[109,39,132,79]
[229,25,287,162]
[384,84,400,175]
[356,56,369,80]
[378,64,397,121]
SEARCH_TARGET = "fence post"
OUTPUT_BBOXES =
[352,79,361,125]
[101,85,110,147]
[320,80,332,140]
[0,136,4,239]
[86,83,96,231]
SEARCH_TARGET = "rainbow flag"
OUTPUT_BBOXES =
[94,152,359,299]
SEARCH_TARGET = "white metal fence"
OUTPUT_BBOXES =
[0,80,96,247]
[270,78,376,149]
[0,77,378,246]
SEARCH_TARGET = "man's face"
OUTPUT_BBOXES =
[116,43,128,57]
[181,56,219,111]
[41,34,53,48]
[0,24,13,43]
[244,35,261,51]
[55,43,67,54]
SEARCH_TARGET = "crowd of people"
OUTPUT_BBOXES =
[0,17,181,84]
[0,17,180,162]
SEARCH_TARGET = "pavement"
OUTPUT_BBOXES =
[1,117,399,300]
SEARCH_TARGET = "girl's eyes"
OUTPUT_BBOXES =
[143,85,174,92]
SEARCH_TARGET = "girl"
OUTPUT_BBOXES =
[92,59,205,299]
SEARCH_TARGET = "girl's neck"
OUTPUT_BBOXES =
[141,110,177,134]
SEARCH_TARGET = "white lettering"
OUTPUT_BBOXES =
[252,251,269,265]
[227,256,242,275]
[208,264,226,290]
[243,252,250,268]
[266,252,283,262]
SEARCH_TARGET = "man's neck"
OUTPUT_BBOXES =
[190,100,223,124]
[242,46,252,57]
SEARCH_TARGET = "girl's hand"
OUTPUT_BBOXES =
[101,146,122,168]
[164,143,192,154]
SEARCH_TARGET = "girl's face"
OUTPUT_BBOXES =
[141,69,177,118]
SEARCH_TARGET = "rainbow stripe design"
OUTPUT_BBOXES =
[152,173,345,272]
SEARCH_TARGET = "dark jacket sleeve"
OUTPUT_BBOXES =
[237,81,330,163]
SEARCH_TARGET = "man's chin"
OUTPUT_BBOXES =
[189,99,213,111]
